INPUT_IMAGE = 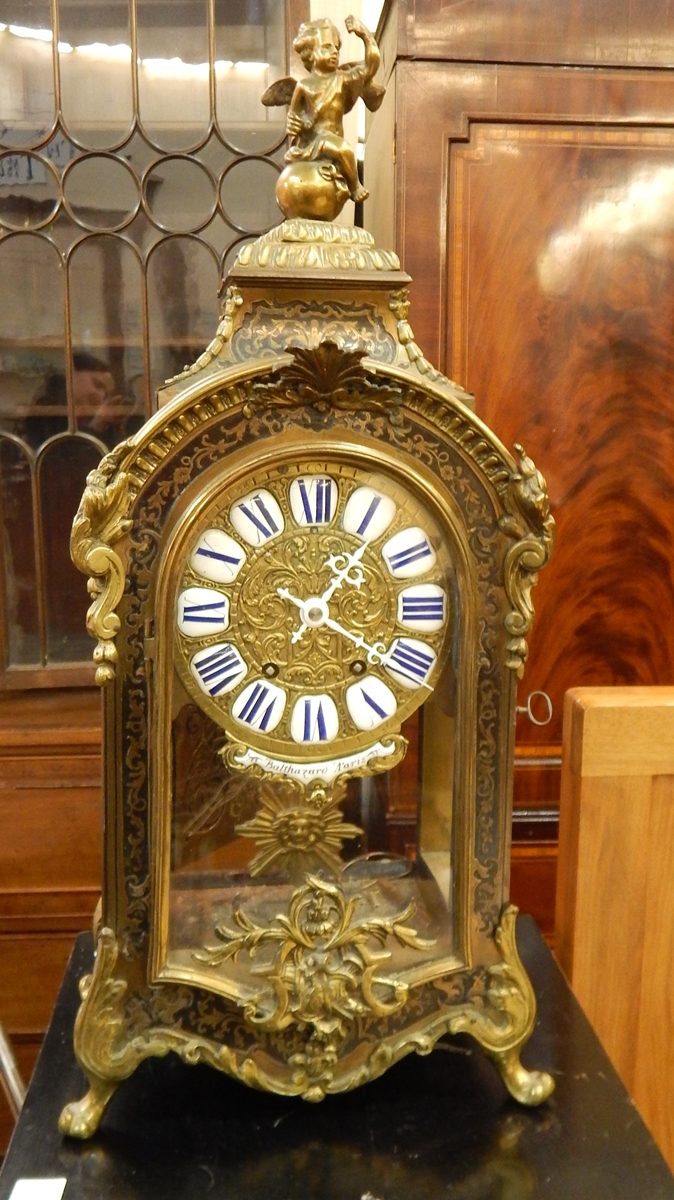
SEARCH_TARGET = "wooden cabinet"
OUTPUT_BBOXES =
[0,690,101,1153]
[365,0,674,936]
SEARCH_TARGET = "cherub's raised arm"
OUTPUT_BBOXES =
[344,14,380,82]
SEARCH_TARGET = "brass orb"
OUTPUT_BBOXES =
[275,162,349,222]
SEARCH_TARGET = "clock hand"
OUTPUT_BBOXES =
[276,586,304,610]
[324,615,434,690]
[322,615,388,664]
[320,541,369,603]
[276,586,310,644]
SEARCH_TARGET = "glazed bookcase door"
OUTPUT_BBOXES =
[0,0,304,687]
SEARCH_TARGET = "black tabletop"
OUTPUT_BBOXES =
[1,918,673,1200]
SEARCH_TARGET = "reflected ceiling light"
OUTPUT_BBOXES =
[5,24,70,51]
[234,61,269,70]
[75,42,131,60]
[140,56,209,79]
[538,164,674,293]
[8,24,52,40]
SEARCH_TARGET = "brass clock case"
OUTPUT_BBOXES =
[61,223,555,1135]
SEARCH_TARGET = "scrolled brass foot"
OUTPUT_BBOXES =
[488,1045,555,1106]
[58,1075,118,1139]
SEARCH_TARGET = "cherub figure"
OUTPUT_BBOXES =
[262,15,384,222]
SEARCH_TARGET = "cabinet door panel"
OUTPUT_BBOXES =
[448,124,674,742]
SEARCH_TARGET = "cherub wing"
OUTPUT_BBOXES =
[338,65,385,112]
[261,77,297,108]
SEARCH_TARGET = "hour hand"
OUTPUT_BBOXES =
[277,586,304,610]
[277,586,308,643]
[321,542,368,602]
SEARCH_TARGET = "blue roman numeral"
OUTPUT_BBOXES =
[356,494,382,537]
[298,478,333,524]
[194,646,242,696]
[360,688,388,719]
[237,683,277,732]
[401,596,445,622]
[182,599,225,624]
[238,495,279,540]
[388,640,434,684]
[196,547,241,566]
[303,699,328,741]
[388,538,433,572]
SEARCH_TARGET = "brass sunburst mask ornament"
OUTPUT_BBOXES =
[60,13,555,1140]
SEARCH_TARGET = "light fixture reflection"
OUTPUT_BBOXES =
[538,165,674,293]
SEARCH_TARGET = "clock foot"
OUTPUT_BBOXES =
[59,1073,119,1139]
[487,1045,555,1106]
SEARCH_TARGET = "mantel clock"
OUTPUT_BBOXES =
[60,15,555,1138]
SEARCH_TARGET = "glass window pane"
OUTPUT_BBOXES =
[0,436,40,664]
[57,0,133,150]
[147,236,218,397]
[0,234,66,448]
[39,435,103,662]
[137,0,210,152]
[0,150,60,230]
[68,231,145,444]
[214,0,286,154]
[69,234,146,443]
[0,2,56,149]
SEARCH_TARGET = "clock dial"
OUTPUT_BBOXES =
[190,643,247,697]
[291,694,339,744]
[190,529,246,584]
[342,486,396,541]
[397,584,446,632]
[174,459,454,762]
[177,587,229,637]
[230,489,284,546]
[289,475,337,526]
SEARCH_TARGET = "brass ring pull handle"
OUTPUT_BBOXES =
[516,690,553,726]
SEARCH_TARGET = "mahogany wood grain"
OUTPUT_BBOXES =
[366,60,674,754]
[0,689,101,1153]
[382,0,674,67]
[556,687,674,1172]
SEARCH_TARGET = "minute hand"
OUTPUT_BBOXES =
[322,615,388,663]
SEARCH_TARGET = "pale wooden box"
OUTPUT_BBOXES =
[556,687,674,1172]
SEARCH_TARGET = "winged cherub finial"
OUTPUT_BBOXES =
[262,15,384,223]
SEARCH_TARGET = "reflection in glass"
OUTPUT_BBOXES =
[220,157,280,233]
[0,152,60,229]
[0,436,39,664]
[69,235,147,441]
[166,702,457,996]
[137,0,210,152]
[145,157,217,233]
[58,3,133,150]
[215,0,286,154]
[0,4,56,149]
[39,436,104,662]
[0,234,65,443]
[63,156,140,230]
[147,236,218,395]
